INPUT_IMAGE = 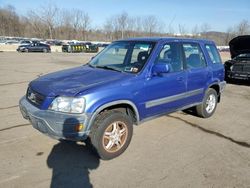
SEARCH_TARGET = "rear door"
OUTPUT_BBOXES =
[181,42,209,104]
[28,43,36,52]
[37,43,44,52]
[205,44,224,81]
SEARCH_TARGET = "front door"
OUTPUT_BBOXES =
[142,42,187,118]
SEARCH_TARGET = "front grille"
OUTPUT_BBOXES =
[26,87,45,107]
[232,63,250,73]
[243,65,250,72]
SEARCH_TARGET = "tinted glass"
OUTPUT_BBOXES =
[205,44,221,64]
[89,41,155,73]
[156,43,183,72]
[183,43,206,69]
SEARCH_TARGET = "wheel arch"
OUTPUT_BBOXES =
[208,83,220,103]
[86,100,140,132]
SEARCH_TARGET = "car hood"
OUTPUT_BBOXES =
[229,35,250,59]
[30,65,132,97]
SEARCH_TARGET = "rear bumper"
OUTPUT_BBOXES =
[19,96,90,141]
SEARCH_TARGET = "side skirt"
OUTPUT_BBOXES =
[138,102,202,125]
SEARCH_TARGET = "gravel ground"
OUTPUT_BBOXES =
[0,52,249,188]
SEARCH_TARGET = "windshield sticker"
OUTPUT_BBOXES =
[124,67,139,73]
[124,67,133,72]
[132,67,139,72]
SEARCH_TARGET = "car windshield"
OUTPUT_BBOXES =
[88,41,155,73]
[235,53,250,60]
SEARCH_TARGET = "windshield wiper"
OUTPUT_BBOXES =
[86,63,95,68]
[95,65,122,72]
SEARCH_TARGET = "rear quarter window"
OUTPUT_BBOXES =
[205,44,222,64]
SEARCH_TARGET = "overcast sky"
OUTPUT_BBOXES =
[0,0,250,32]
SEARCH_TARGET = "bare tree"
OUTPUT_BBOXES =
[26,11,47,38]
[42,4,58,39]
[3,5,250,44]
[80,12,91,41]
[117,12,128,39]
[0,5,23,36]
[200,23,211,38]
[191,24,200,37]
[167,15,176,34]
[58,9,73,39]
[124,17,136,38]
[236,19,250,35]
[103,18,115,41]
[134,16,142,33]
[143,15,159,36]
[224,27,235,45]
[28,4,58,39]
[178,24,187,35]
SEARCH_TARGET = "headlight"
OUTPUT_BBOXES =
[49,97,85,114]
[230,65,233,71]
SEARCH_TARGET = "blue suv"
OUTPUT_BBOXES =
[19,38,226,160]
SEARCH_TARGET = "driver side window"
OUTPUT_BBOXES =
[156,43,183,73]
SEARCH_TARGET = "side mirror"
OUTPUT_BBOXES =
[152,63,170,75]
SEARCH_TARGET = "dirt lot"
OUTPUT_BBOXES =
[0,52,250,188]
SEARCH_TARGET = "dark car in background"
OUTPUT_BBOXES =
[17,42,51,53]
[224,35,250,82]
[20,40,33,45]
[46,40,63,46]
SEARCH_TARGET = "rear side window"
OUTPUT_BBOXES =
[182,43,206,69]
[205,44,222,64]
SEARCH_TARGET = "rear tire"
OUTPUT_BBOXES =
[43,48,47,53]
[90,110,133,160]
[196,88,218,118]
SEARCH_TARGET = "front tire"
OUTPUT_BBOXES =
[90,110,133,160]
[196,88,218,118]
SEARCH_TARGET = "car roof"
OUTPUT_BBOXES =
[117,37,214,44]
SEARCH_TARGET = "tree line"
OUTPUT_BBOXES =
[0,4,249,45]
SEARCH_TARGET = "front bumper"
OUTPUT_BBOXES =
[227,71,250,80]
[19,96,90,141]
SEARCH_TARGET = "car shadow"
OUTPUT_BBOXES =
[47,118,100,188]
[227,80,250,86]
[181,107,200,117]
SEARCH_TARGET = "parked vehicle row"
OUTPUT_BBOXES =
[15,40,104,53]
